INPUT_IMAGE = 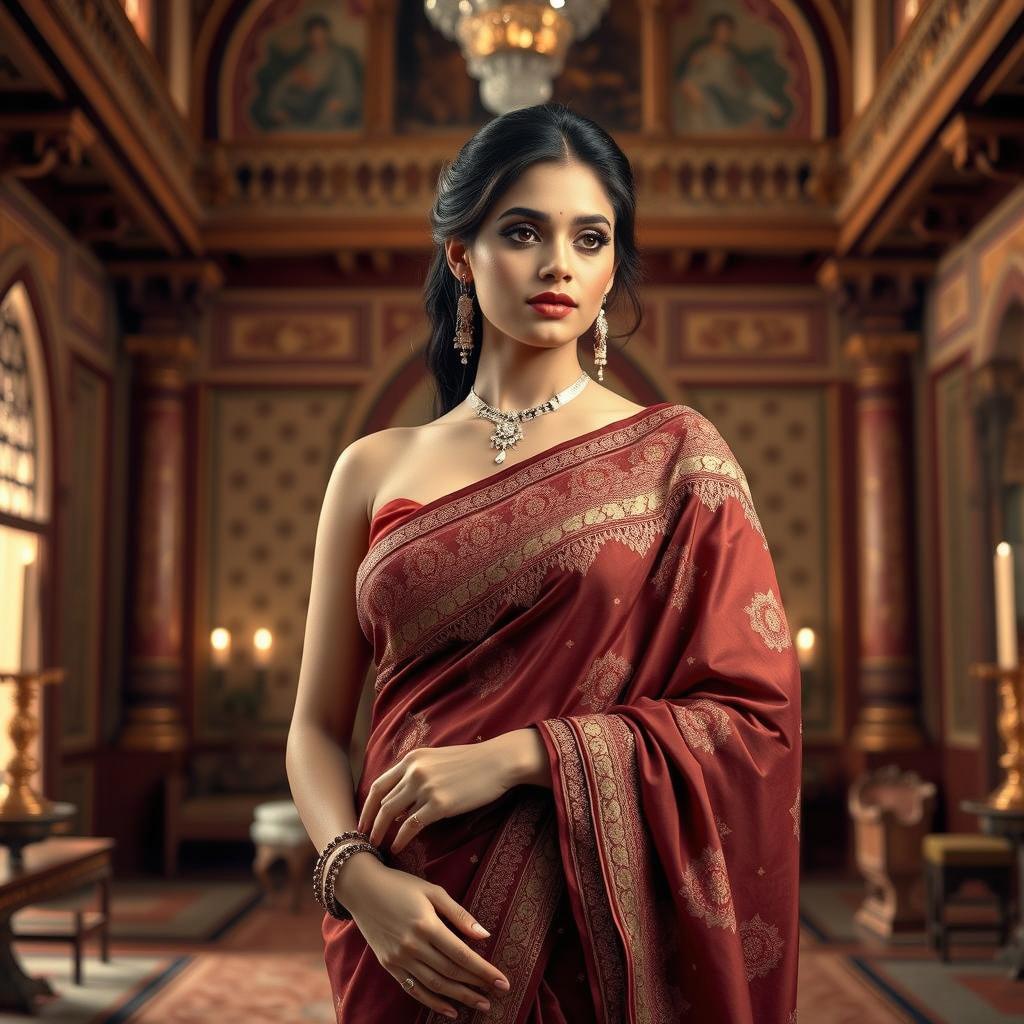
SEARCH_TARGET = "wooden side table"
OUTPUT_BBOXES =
[0,836,115,1012]
[961,800,1024,979]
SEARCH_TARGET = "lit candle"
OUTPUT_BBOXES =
[210,628,231,669]
[995,542,1018,669]
[19,540,39,672]
[253,627,273,668]
[796,627,816,670]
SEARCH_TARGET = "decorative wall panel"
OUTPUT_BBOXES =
[683,384,837,739]
[202,386,354,739]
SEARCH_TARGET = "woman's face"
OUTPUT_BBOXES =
[451,160,617,351]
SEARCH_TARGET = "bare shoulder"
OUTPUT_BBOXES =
[332,426,408,524]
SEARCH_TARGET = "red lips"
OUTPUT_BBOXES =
[527,291,577,307]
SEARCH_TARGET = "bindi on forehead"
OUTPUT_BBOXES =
[496,205,612,228]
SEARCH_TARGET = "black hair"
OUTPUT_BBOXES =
[423,102,645,417]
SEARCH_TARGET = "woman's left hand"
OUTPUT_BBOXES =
[356,737,519,856]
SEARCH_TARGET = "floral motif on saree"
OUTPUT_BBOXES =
[324,403,801,1023]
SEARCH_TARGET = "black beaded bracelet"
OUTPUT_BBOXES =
[324,841,382,921]
[313,831,370,910]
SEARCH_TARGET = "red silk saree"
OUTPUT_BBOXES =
[324,402,802,1023]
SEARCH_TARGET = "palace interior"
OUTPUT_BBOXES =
[1,0,1024,1020]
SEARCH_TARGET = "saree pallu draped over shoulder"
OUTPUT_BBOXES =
[324,402,802,1024]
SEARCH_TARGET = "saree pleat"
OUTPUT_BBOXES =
[324,402,801,1023]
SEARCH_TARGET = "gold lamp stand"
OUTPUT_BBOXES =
[0,669,75,870]
[969,662,1024,810]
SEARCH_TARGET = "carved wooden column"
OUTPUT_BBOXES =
[844,329,925,750]
[120,334,194,751]
[365,0,398,135]
[820,258,932,753]
[637,0,670,135]
[113,261,222,752]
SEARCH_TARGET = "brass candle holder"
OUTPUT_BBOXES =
[969,661,1024,810]
[0,669,65,816]
[0,669,76,871]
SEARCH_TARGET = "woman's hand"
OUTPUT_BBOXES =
[341,856,511,1018]
[357,737,519,855]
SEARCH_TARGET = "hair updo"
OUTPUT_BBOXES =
[423,102,645,416]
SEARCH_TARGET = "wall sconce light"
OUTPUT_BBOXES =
[796,626,816,670]
[210,627,231,669]
[207,626,270,732]
[253,627,273,668]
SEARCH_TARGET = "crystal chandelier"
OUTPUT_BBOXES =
[423,0,610,114]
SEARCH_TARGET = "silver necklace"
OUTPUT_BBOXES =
[468,370,592,464]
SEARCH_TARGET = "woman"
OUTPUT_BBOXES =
[289,102,801,1023]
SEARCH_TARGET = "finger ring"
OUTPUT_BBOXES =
[410,813,420,825]
[403,976,416,990]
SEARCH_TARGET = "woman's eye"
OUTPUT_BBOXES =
[508,226,539,243]
[505,226,610,250]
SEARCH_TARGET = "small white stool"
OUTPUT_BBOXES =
[250,800,315,913]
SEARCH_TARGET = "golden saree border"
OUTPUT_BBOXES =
[358,404,766,692]
[539,716,693,1022]
[540,717,627,1021]
[357,403,681,592]
[423,790,564,1024]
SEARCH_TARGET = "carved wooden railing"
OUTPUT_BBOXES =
[197,137,836,215]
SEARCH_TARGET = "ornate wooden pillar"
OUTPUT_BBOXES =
[113,261,221,752]
[637,0,670,135]
[844,329,925,750]
[820,258,932,753]
[365,0,398,135]
[120,334,194,751]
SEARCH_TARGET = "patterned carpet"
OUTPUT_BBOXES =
[0,873,1019,1021]
[798,876,1024,1023]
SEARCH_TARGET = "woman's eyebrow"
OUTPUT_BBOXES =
[496,206,612,228]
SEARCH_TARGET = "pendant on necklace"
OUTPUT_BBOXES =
[489,417,523,464]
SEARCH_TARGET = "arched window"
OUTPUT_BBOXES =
[0,282,52,788]
[1,297,38,519]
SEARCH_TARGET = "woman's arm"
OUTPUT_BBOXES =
[286,433,388,896]
[286,722,388,902]
[490,727,552,789]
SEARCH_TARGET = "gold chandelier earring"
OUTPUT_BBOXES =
[593,295,608,381]
[454,273,475,365]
